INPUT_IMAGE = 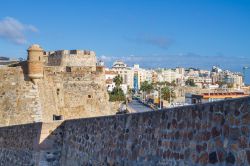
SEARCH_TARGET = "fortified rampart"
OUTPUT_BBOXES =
[0,97,249,165]
[0,44,112,127]
[0,65,112,126]
[46,49,96,69]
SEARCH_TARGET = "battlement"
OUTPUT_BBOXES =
[47,49,95,56]
[46,49,96,68]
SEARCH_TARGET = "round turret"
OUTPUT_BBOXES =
[27,44,44,80]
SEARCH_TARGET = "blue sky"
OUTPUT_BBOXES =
[0,0,250,82]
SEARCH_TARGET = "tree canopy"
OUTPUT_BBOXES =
[185,79,196,87]
[113,75,123,87]
[109,87,126,101]
[109,75,125,102]
[161,86,176,103]
[140,81,153,94]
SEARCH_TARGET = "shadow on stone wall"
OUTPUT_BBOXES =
[0,97,250,166]
[0,121,65,166]
[6,61,30,81]
[19,61,31,82]
[0,122,42,165]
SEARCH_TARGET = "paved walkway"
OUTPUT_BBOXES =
[127,100,154,113]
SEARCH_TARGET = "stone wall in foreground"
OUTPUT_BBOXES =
[0,122,63,166]
[0,97,249,165]
[0,123,41,165]
[60,97,250,165]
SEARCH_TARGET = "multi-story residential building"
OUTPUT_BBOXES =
[224,73,243,88]
[152,71,158,84]
[199,69,210,77]
[210,67,243,88]
[108,62,155,92]
[112,60,133,87]
[145,70,153,83]
[111,60,134,91]
[185,68,199,77]
[176,67,185,75]
[189,76,212,88]
[211,73,220,84]
[105,68,129,94]
[156,68,184,85]
[106,61,244,94]
[105,69,118,92]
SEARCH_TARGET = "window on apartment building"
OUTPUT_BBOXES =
[53,115,63,121]
[124,75,128,84]
[88,95,92,99]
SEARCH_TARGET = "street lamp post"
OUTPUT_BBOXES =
[169,86,172,106]
[157,84,164,110]
[159,86,162,109]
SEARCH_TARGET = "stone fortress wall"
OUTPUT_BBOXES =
[0,44,112,127]
[45,49,96,69]
[0,97,249,165]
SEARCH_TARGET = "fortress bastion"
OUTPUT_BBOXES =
[0,44,113,127]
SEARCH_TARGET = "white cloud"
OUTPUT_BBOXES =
[98,53,250,71]
[0,17,38,45]
[98,54,143,65]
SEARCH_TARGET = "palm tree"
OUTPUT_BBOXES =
[161,86,176,103]
[113,75,123,87]
[140,81,153,101]
[109,75,125,102]
[140,81,153,94]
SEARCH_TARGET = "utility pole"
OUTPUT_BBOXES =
[208,83,210,96]
[159,86,161,109]
[169,86,172,106]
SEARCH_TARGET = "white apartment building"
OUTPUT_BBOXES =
[185,68,200,77]
[189,76,212,88]
[111,60,134,90]
[156,68,184,85]
[105,69,118,92]
[211,69,243,88]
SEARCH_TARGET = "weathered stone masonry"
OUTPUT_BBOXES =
[0,97,250,165]
[0,44,113,127]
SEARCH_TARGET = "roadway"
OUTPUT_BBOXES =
[127,99,154,113]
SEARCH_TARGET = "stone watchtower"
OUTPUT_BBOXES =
[27,44,44,81]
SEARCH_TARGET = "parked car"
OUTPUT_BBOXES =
[116,109,129,115]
